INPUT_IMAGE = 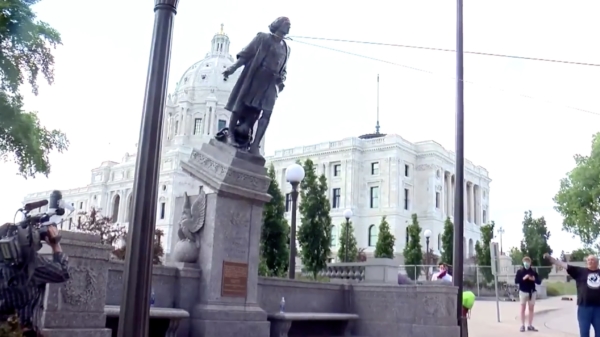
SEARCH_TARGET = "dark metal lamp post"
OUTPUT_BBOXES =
[285,163,305,279]
[424,229,431,279]
[342,208,353,262]
[453,0,467,335]
[116,1,179,337]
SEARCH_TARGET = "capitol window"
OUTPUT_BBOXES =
[218,119,227,131]
[404,164,410,177]
[159,202,166,220]
[333,164,341,177]
[332,188,341,208]
[194,118,202,135]
[371,162,379,175]
[370,186,379,208]
[435,192,440,209]
[285,193,291,212]
[368,225,378,247]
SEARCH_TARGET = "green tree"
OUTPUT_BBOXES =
[259,165,289,276]
[509,247,524,265]
[440,216,454,265]
[519,211,553,280]
[569,248,596,262]
[554,132,600,245]
[0,0,69,177]
[298,159,332,279]
[475,221,495,283]
[403,214,423,280]
[374,216,395,259]
[338,220,358,262]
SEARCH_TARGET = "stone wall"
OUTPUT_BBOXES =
[41,232,460,337]
[106,261,200,337]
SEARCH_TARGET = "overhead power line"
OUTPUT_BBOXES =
[288,39,600,117]
[288,36,600,67]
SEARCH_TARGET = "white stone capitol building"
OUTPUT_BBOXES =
[268,132,491,261]
[22,27,491,261]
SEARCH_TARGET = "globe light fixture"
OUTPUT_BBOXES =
[424,229,432,239]
[285,163,305,183]
[343,208,353,220]
[285,163,305,279]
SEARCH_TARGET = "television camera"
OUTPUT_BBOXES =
[0,190,74,265]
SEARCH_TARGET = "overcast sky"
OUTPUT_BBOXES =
[1,0,598,254]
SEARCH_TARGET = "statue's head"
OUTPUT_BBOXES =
[269,17,291,37]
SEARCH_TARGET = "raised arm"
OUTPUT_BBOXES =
[34,226,70,284]
[544,253,567,269]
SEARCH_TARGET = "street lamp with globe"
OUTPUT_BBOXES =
[342,208,353,262]
[285,163,305,279]
[424,229,432,279]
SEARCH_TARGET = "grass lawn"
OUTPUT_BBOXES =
[545,281,577,296]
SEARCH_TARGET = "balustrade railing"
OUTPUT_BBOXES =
[322,263,366,282]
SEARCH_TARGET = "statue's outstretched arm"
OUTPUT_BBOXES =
[230,33,265,71]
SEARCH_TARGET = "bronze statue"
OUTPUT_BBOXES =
[217,17,291,155]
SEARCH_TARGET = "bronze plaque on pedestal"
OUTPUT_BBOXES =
[221,261,248,298]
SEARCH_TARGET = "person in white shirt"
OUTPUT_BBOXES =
[432,263,453,282]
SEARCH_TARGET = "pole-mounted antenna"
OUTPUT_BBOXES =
[376,74,381,134]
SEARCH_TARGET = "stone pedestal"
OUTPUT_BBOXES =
[40,232,112,337]
[180,139,272,337]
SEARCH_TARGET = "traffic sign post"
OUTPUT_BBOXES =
[490,242,501,322]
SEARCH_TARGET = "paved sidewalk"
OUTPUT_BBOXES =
[467,297,573,336]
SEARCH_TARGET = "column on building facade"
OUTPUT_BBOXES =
[450,175,455,217]
[473,184,479,225]
[204,104,214,136]
[470,182,474,223]
[387,158,391,208]
[343,159,351,209]
[463,180,468,223]
[119,189,128,223]
[470,183,475,223]
[444,172,450,216]
[181,108,189,135]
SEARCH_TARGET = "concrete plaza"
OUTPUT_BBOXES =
[468,297,579,336]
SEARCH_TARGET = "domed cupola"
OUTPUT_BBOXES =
[172,24,239,96]
[210,24,230,57]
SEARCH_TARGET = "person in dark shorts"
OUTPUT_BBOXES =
[545,252,600,337]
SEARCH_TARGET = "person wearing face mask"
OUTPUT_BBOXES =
[514,256,541,332]
[545,253,600,337]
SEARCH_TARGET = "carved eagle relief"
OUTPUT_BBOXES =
[177,187,206,246]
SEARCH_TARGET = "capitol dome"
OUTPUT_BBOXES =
[162,25,264,155]
[173,24,240,95]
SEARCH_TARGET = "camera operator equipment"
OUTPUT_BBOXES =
[0,190,72,336]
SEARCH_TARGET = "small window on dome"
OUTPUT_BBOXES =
[201,74,206,80]
[223,66,226,69]
[205,64,209,67]
[184,77,188,83]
